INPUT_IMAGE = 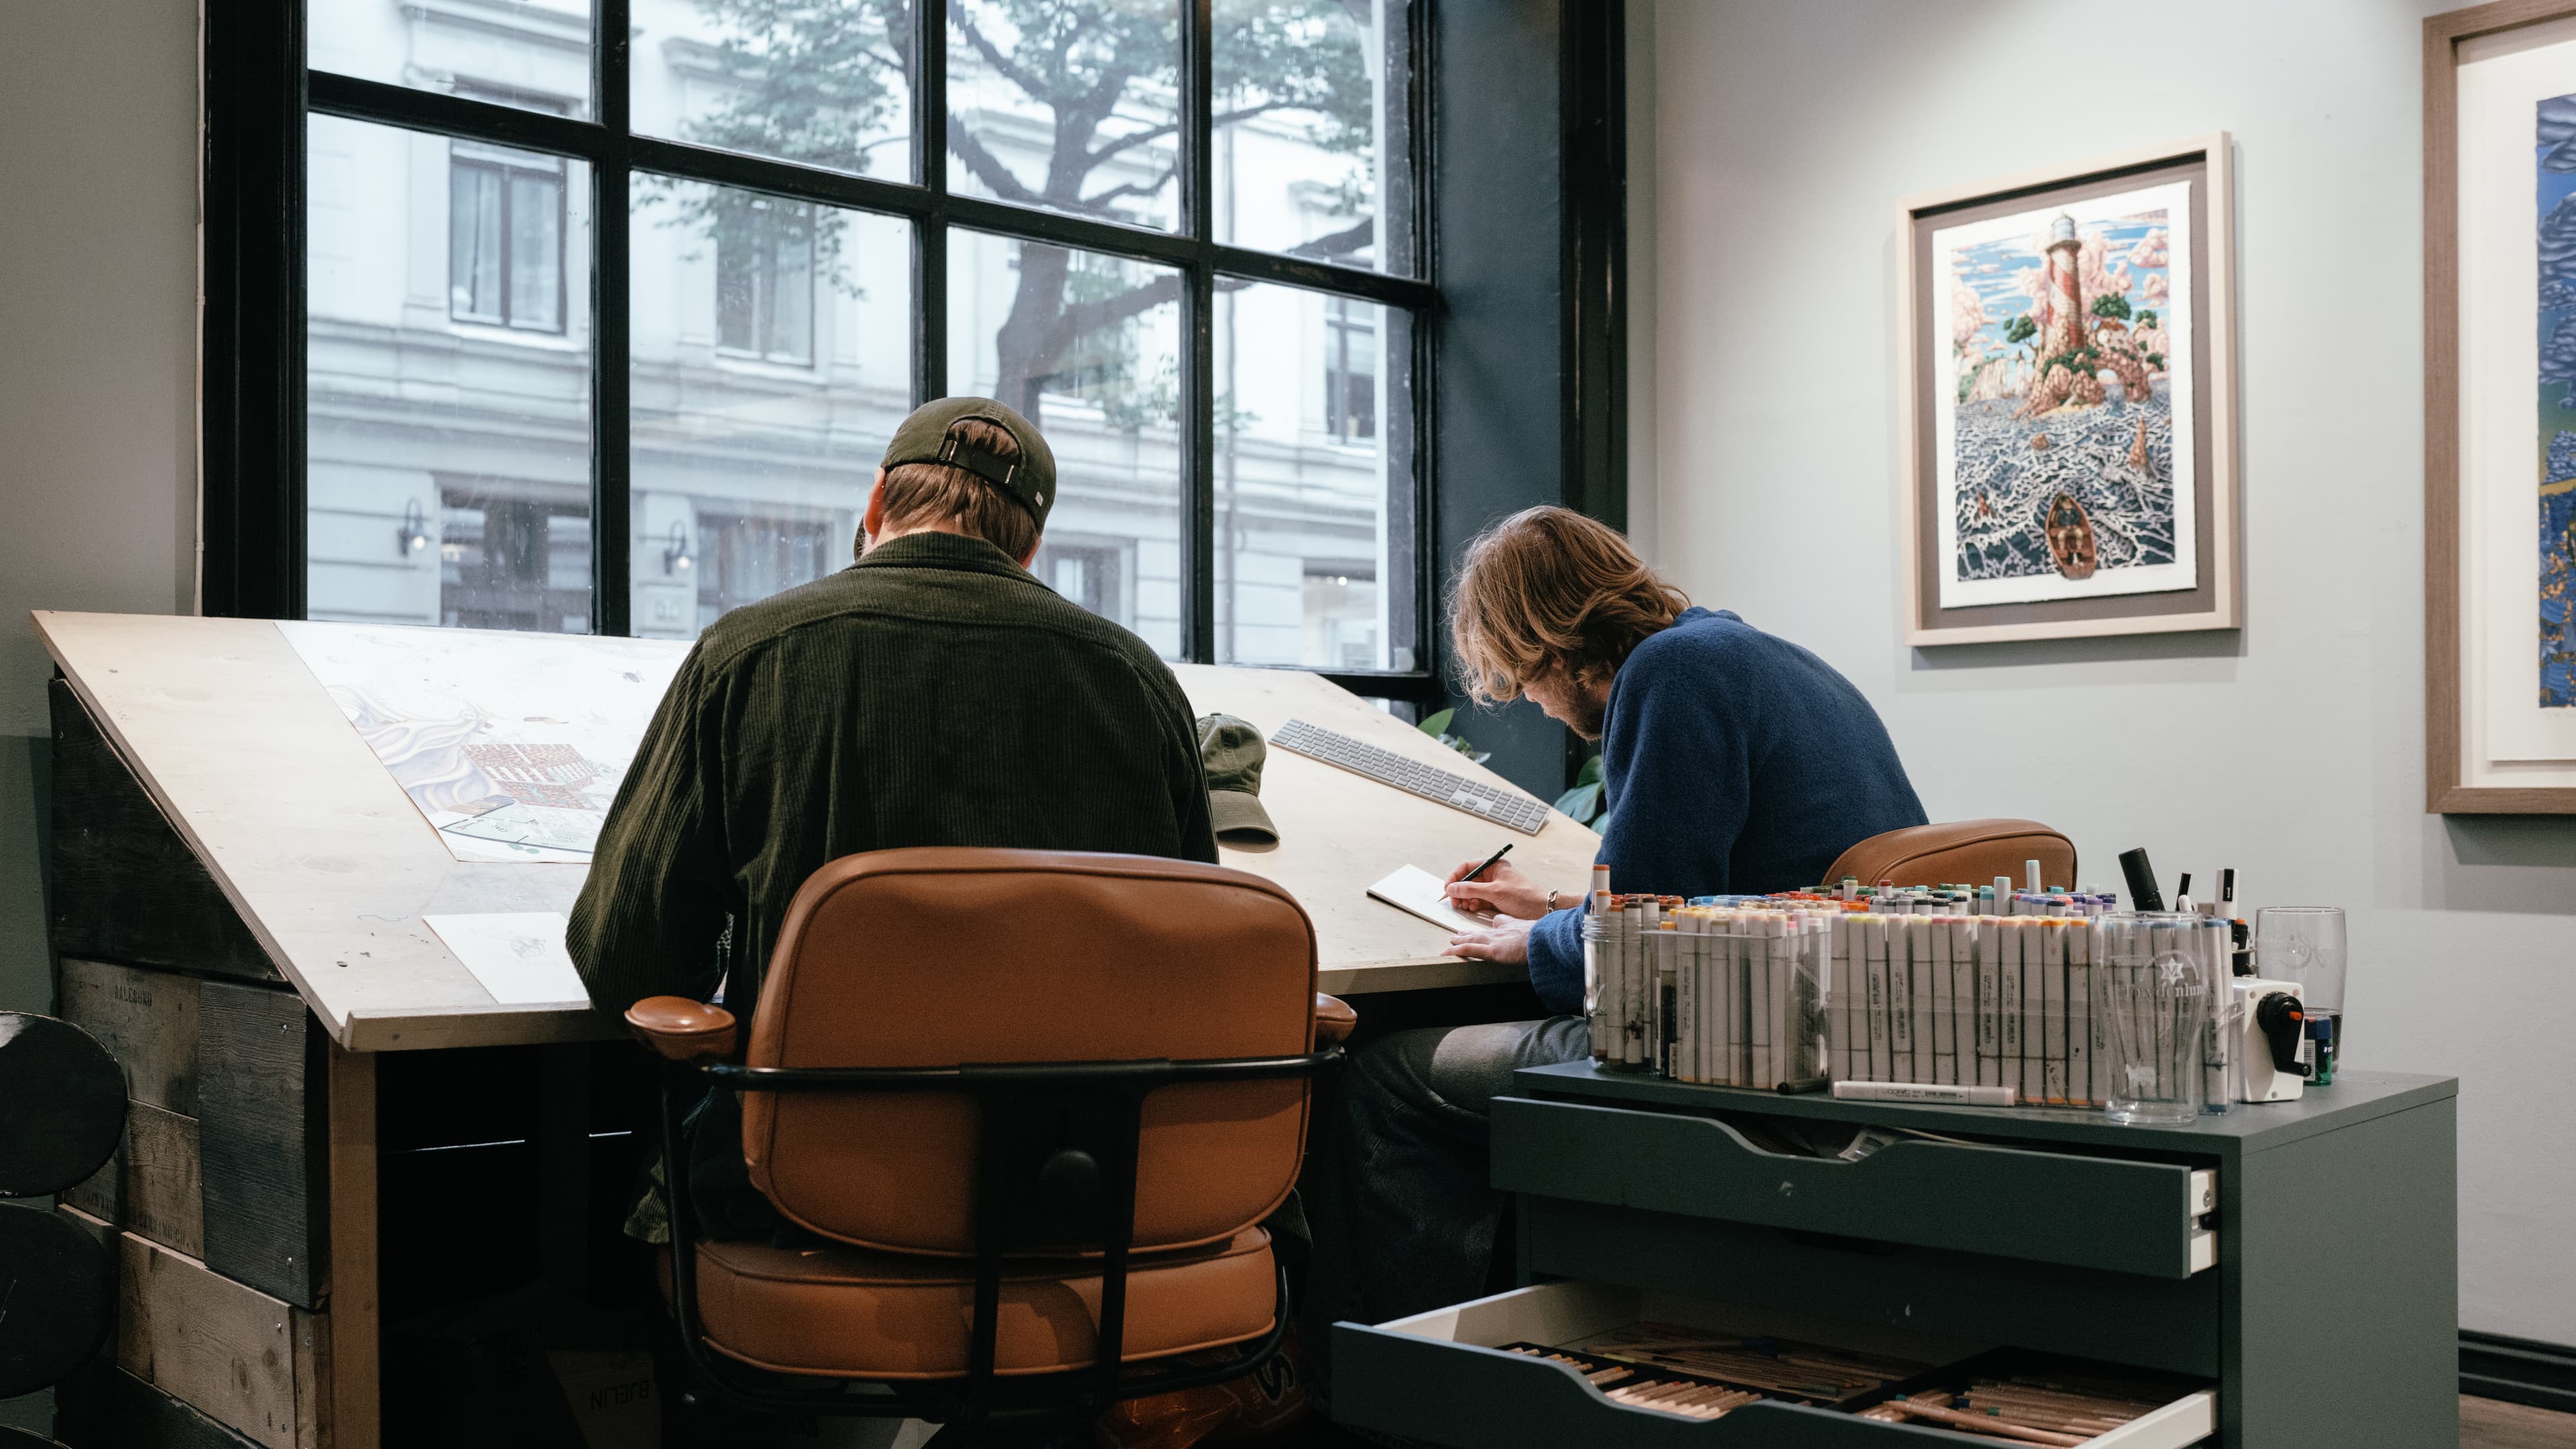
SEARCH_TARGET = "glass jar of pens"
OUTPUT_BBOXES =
[2089,912,2225,1124]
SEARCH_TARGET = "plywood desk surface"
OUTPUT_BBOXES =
[36,612,1597,1052]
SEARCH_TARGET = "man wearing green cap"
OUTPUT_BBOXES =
[570,396,1218,1238]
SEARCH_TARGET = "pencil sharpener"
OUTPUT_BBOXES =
[2231,977,2310,1103]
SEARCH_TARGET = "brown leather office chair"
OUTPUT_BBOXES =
[624,847,1350,1444]
[1822,819,2076,892]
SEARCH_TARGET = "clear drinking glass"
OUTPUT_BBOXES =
[2256,907,2347,1084]
[2090,913,2213,1125]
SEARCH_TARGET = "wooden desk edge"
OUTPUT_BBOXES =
[32,612,362,1044]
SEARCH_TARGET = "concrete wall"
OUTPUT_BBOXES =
[0,0,198,1423]
[1629,0,2576,1344]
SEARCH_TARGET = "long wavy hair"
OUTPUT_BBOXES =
[1448,506,1690,706]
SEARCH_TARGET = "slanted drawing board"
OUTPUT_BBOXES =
[35,612,1599,1051]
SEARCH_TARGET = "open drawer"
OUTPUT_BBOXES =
[1492,1097,2216,1279]
[1334,1280,2216,1448]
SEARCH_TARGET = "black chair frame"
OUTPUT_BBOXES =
[657,1045,1340,1442]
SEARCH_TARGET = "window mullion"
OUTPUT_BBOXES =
[916,0,947,406]
[592,0,633,635]
[1182,0,1215,663]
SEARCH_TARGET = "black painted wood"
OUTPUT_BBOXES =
[46,679,278,983]
[0,1014,126,1198]
[0,1202,113,1396]
[1493,1095,2203,1279]
[55,1360,264,1449]
[197,980,327,1309]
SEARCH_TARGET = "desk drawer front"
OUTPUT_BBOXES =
[1333,1281,2216,1448]
[1493,1097,2210,1279]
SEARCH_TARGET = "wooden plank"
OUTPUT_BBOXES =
[325,1045,378,1449]
[199,981,326,1309]
[115,1230,325,1449]
[48,678,278,983]
[56,1360,265,1449]
[58,958,202,1116]
[62,1099,205,1258]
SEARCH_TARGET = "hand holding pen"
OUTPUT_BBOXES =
[1444,844,1549,919]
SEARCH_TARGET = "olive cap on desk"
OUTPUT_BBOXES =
[879,396,1059,530]
[1196,714,1278,845]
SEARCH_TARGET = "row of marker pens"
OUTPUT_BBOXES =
[1581,871,1835,1088]
[1580,867,2237,1107]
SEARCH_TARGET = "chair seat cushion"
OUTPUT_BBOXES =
[690,1228,1277,1379]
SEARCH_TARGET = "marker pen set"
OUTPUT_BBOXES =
[1580,872,2241,1113]
[1583,899,1835,1087]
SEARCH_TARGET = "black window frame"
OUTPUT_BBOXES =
[205,1,1628,791]
[207,0,1451,702]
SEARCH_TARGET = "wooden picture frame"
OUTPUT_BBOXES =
[2426,1,2576,812]
[1897,135,2241,647]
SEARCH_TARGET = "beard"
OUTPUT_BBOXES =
[1563,690,1608,742]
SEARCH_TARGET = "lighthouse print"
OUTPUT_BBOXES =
[1931,181,2199,609]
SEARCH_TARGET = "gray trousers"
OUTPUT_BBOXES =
[1299,1015,1591,1395]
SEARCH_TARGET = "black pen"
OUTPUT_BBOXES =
[1461,841,1514,883]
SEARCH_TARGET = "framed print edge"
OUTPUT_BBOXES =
[2425,1,2576,813]
[1900,133,2241,648]
[1898,200,1929,645]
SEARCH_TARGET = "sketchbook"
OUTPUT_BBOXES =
[1367,863,1499,936]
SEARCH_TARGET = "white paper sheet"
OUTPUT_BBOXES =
[425,912,592,1008]
[1366,863,1497,935]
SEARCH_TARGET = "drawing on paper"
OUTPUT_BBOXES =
[280,621,689,863]
[1933,183,2196,608]
[2536,93,2576,708]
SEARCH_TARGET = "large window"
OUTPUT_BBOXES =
[292,0,1431,681]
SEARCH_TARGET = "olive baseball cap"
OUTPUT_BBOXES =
[880,396,1060,529]
[1196,714,1278,845]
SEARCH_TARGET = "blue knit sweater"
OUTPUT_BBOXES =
[1523,608,1927,1016]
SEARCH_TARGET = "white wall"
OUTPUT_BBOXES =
[0,7,199,1436]
[1629,0,2576,1344]
[0,4,199,986]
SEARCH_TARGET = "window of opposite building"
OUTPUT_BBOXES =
[286,0,1435,694]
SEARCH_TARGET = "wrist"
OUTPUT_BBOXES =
[1545,888,1566,912]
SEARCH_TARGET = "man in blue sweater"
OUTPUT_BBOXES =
[1302,507,1925,1366]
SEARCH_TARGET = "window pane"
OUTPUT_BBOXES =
[310,0,592,121]
[307,115,594,633]
[631,0,914,182]
[950,229,1184,657]
[1212,282,1415,669]
[633,176,912,638]
[449,164,503,321]
[1213,0,1415,274]
[948,0,1182,232]
[508,172,564,331]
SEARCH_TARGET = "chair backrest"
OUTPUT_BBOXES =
[1822,819,2076,892]
[741,847,1317,1258]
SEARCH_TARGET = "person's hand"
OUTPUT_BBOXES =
[1444,857,1551,920]
[1444,913,1534,965]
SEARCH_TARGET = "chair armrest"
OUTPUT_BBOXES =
[1313,992,1357,1045]
[626,996,737,1062]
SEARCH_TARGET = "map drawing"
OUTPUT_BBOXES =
[1933,180,2198,609]
[280,621,689,863]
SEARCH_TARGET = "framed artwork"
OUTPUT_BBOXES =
[2428,1,2576,812]
[1898,136,2240,646]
